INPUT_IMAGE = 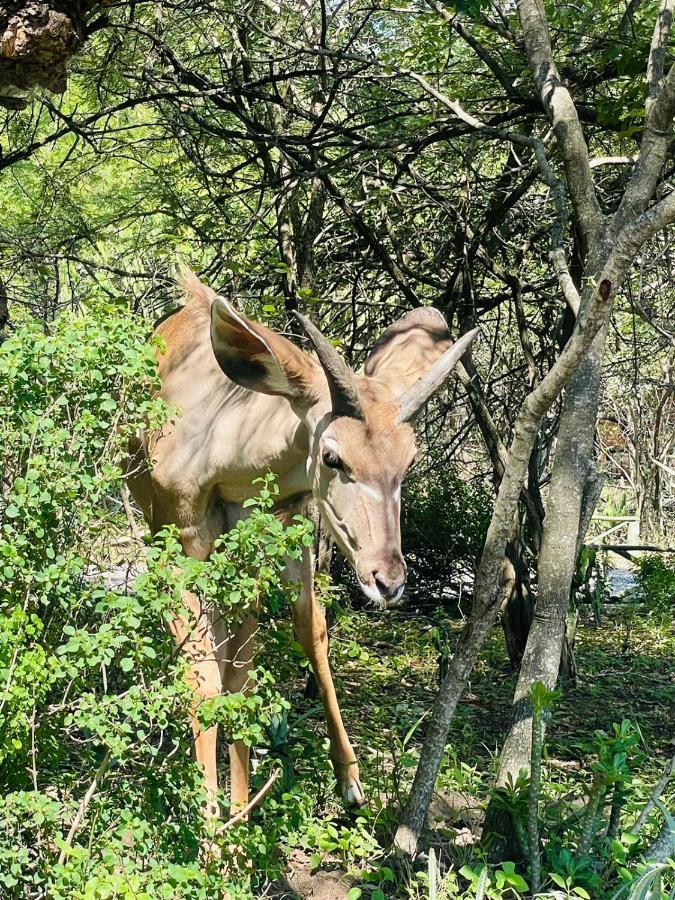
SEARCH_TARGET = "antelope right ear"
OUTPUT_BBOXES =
[210,295,321,401]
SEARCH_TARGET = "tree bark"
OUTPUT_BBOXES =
[394,275,613,857]
[394,0,675,858]
[483,314,610,852]
[0,2,98,106]
[480,0,675,854]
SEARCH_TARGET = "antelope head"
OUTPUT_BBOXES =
[210,294,477,608]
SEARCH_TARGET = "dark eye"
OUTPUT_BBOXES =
[322,449,344,471]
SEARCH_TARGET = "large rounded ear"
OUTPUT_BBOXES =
[365,307,477,422]
[210,295,321,401]
[364,307,453,394]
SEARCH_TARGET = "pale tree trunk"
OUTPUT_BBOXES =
[394,0,675,858]
[394,275,614,857]
[457,360,542,668]
[483,319,610,851]
[559,466,604,679]
[481,0,675,853]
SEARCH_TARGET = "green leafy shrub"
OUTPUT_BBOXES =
[487,689,672,900]
[637,556,675,615]
[402,459,492,602]
[0,308,314,898]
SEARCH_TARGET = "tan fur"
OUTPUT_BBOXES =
[127,271,467,814]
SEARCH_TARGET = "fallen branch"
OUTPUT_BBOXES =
[58,750,112,865]
[121,484,143,541]
[221,767,281,829]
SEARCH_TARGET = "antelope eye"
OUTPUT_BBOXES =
[322,448,344,471]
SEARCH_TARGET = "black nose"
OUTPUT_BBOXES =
[373,571,406,600]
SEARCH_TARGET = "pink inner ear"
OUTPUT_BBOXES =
[365,334,453,397]
[213,296,275,357]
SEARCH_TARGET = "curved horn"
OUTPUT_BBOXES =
[294,311,364,419]
[396,328,479,424]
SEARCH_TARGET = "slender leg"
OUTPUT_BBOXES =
[285,548,365,808]
[153,498,258,819]
[215,614,258,813]
[168,589,223,817]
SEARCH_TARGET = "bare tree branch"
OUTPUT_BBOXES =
[550,248,581,314]
[647,0,675,111]
[517,0,603,250]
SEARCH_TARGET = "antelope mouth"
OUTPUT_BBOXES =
[356,577,406,610]
[316,500,406,609]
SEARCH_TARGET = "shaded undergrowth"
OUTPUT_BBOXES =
[256,587,674,898]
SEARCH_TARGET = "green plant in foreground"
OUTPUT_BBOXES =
[527,681,559,893]
[0,308,316,898]
[488,681,672,900]
[1,307,672,899]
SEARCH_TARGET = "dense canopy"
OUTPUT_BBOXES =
[0,2,673,898]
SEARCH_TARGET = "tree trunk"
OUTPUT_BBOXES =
[394,274,614,857]
[500,533,535,669]
[457,359,542,668]
[394,0,675,859]
[483,314,610,852]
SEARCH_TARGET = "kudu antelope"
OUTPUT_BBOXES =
[127,271,476,813]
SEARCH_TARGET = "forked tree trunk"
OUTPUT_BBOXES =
[394,0,675,858]
[483,319,610,852]
[394,275,614,857]
[482,0,675,851]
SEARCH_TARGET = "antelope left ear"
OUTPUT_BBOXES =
[364,306,477,421]
[210,296,321,400]
[364,307,453,396]
[395,328,478,423]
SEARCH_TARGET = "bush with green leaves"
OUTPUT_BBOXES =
[402,458,492,602]
[637,556,675,616]
[0,308,315,898]
[483,686,674,900]
[2,310,671,900]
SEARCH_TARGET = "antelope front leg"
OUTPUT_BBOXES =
[285,549,365,808]
[168,589,223,819]
[217,614,258,814]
